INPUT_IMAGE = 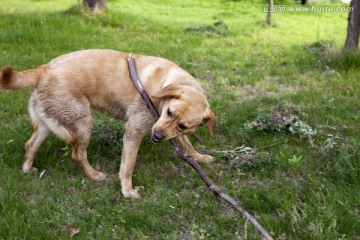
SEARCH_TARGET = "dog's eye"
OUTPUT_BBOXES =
[167,108,173,117]
[178,123,187,130]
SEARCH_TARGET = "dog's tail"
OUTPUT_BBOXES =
[0,66,42,90]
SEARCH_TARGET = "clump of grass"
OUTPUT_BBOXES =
[303,40,360,72]
[331,52,360,71]
[217,146,271,171]
[184,20,230,37]
[92,117,124,156]
[92,118,123,145]
[244,104,316,140]
[308,40,335,51]
[320,136,360,185]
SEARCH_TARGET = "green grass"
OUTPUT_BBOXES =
[1,0,360,239]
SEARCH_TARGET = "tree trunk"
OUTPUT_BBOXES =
[344,0,360,52]
[83,0,107,14]
[266,0,273,26]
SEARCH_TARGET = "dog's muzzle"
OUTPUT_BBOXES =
[151,131,165,143]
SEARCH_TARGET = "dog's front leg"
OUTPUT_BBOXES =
[176,135,214,163]
[119,121,146,198]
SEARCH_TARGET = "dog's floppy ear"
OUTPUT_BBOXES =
[153,84,183,99]
[203,109,217,136]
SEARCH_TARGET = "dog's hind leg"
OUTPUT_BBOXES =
[23,121,51,173]
[69,116,107,181]
[23,91,51,173]
[37,92,106,181]
[44,114,107,181]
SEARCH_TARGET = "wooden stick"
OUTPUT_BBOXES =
[182,188,207,240]
[127,54,273,240]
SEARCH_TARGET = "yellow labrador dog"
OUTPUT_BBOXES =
[0,49,216,198]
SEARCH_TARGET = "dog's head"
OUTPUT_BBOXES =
[151,84,216,142]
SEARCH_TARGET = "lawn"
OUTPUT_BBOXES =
[0,0,359,239]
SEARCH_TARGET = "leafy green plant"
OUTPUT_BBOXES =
[288,155,302,165]
[190,224,210,239]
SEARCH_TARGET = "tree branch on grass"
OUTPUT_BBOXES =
[182,188,208,240]
[127,54,273,240]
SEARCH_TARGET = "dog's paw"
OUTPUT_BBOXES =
[22,164,38,173]
[90,171,107,181]
[122,188,141,198]
[195,154,214,163]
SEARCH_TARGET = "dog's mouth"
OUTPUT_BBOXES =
[151,135,162,143]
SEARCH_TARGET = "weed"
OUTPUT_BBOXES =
[244,104,316,140]
[189,224,210,239]
[288,155,302,165]
[322,138,360,185]
[217,146,272,171]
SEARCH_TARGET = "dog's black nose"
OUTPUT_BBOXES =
[151,131,165,142]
